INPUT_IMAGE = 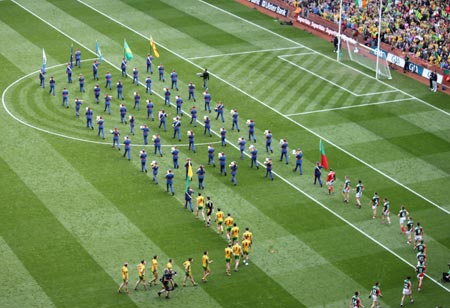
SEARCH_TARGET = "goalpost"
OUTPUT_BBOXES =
[346,40,392,79]
[337,0,392,80]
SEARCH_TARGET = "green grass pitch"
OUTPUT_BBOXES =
[0,0,449,307]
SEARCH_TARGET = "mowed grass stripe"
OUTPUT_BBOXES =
[124,0,297,52]
[78,0,224,58]
[0,20,57,75]
[0,2,75,66]
[0,156,138,308]
[399,110,450,143]
[0,237,57,308]
[120,0,253,50]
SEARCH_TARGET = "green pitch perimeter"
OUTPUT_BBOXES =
[0,0,449,307]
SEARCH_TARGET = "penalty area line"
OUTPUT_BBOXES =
[188,46,304,60]
[286,98,415,116]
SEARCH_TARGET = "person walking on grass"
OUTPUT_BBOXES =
[355,180,364,208]
[134,260,147,291]
[368,282,382,308]
[201,251,213,282]
[381,198,391,225]
[342,175,350,202]
[148,255,158,287]
[183,258,198,287]
[117,262,129,294]
[314,162,323,187]
[400,276,414,306]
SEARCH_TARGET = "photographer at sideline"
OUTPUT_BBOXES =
[157,266,177,299]
[443,263,450,283]
[199,68,209,89]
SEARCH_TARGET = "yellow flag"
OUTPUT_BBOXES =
[150,35,160,58]
[187,162,193,179]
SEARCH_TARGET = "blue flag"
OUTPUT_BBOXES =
[96,40,103,62]
[42,48,47,73]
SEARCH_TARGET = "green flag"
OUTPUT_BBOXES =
[124,39,133,60]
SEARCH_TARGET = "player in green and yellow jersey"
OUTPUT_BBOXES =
[242,237,251,266]
[215,208,224,234]
[196,193,205,220]
[224,213,234,242]
[242,227,253,246]
[134,260,147,291]
[232,242,242,272]
[183,258,198,287]
[118,262,129,294]
[231,223,239,244]
[224,243,232,276]
[149,255,158,287]
[201,251,213,282]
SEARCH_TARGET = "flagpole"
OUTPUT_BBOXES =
[337,0,343,62]
[375,0,383,79]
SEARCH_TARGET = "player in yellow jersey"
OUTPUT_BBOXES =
[134,260,147,291]
[118,262,129,293]
[224,243,232,276]
[232,242,243,272]
[215,208,224,234]
[224,213,234,242]
[148,255,158,287]
[201,251,213,282]
[242,227,253,246]
[231,223,239,244]
[196,193,205,220]
[242,237,251,266]
[183,258,198,287]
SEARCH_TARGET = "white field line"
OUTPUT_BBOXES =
[0,61,222,148]
[65,0,450,292]
[188,46,304,60]
[286,98,415,116]
[14,0,449,292]
[198,0,450,117]
[72,0,450,214]
[357,89,399,96]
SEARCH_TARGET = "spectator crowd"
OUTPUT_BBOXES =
[285,0,450,70]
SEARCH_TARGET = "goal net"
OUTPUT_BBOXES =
[346,40,392,79]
